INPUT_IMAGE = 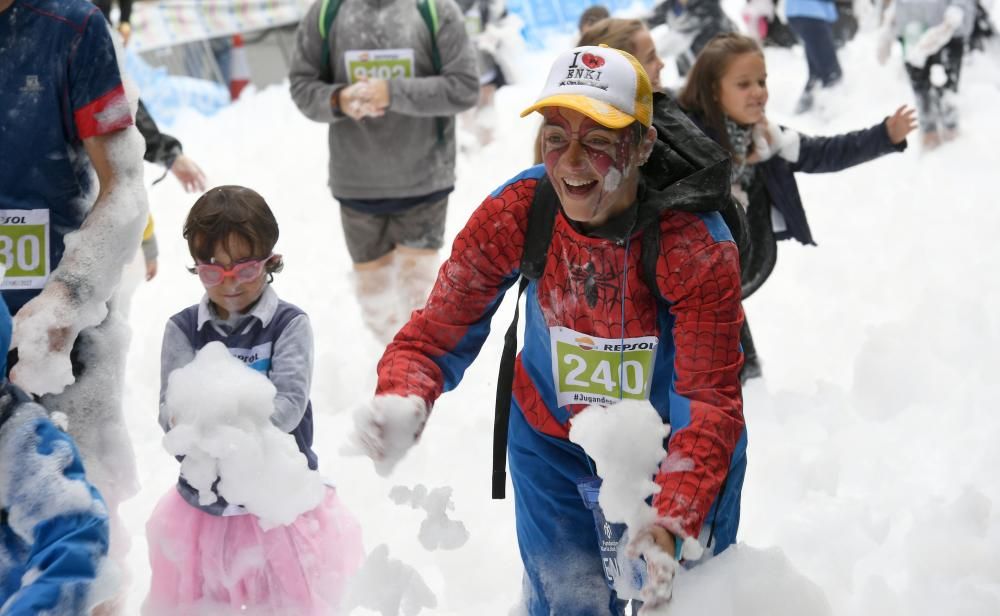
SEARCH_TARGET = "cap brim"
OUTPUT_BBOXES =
[520,94,635,129]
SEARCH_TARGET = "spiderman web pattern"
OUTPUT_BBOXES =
[649,213,745,538]
[377,178,535,402]
[377,178,744,539]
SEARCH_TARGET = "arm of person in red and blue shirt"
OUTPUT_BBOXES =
[650,214,745,542]
[375,173,535,407]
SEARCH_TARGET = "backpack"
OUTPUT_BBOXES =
[318,0,442,80]
[317,0,445,141]
[491,93,748,499]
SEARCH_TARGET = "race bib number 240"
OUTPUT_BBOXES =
[550,326,658,408]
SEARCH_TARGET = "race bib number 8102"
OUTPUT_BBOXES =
[0,209,49,291]
[550,326,658,408]
[344,48,415,83]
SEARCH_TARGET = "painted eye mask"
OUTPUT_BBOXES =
[541,109,637,187]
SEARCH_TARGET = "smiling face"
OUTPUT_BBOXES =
[197,233,269,320]
[540,108,654,228]
[717,52,768,125]
[630,27,665,92]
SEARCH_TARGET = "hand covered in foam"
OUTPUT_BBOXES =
[343,394,429,476]
[11,280,103,396]
[627,525,704,614]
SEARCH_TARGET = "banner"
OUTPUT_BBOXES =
[505,0,655,48]
[130,0,314,52]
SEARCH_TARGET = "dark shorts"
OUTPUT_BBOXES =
[339,196,448,264]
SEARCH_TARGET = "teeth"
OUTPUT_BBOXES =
[564,178,594,187]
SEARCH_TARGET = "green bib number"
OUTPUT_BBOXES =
[344,48,414,84]
[550,327,658,407]
[0,210,49,290]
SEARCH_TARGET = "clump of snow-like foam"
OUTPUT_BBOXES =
[162,342,325,529]
[667,544,832,615]
[569,399,677,612]
[343,394,429,477]
[389,484,470,551]
[569,400,669,537]
[341,544,438,616]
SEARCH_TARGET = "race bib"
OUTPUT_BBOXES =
[344,48,414,84]
[0,209,49,291]
[550,326,658,408]
[464,10,483,36]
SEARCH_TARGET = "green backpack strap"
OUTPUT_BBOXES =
[318,0,343,83]
[416,0,446,144]
[416,0,442,75]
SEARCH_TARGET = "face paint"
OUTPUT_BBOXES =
[539,108,643,227]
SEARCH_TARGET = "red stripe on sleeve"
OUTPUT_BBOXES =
[74,85,133,140]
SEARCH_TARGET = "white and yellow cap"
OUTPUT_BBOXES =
[520,45,653,129]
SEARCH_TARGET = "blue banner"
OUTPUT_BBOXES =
[506,0,655,48]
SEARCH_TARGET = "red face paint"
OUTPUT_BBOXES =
[539,108,642,227]
[541,110,627,180]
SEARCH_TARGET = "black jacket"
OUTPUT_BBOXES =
[686,111,905,296]
[643,93,749,256]
[136,100,183,168]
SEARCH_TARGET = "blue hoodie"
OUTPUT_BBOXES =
[0,296,111,614]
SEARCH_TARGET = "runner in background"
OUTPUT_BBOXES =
[457,0,513,148]
[289,0,478,344]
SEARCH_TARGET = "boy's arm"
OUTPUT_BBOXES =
[0,409,109,615]
[159,320,195,432]
[268,314,314,432]
[385,0,480,117]
[651,225,745,541]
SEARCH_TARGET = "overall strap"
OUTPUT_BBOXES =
[492,176,559,499]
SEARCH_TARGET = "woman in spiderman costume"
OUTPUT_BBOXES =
[349,46,747,615]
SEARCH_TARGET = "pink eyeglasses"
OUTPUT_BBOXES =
[192,256,273,287]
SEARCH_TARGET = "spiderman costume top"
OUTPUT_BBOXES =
[377,155,746,542]
[368,47,747,612]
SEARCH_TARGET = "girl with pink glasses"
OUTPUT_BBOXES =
[144,185,363,614]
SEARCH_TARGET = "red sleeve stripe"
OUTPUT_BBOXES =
[74,85,133,140]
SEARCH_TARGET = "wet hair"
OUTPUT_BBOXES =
[578,5,611,33]
[677,33,763,154]
[576,17,645,54]
[184,185,284,275]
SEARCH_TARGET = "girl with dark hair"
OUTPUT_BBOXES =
[678,33,917,380]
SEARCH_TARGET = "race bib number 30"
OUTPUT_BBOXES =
[0,209,49,291]
[550,326,658,408]
[344,48,415,84]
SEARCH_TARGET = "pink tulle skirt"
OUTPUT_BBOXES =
[143,486,364,616]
